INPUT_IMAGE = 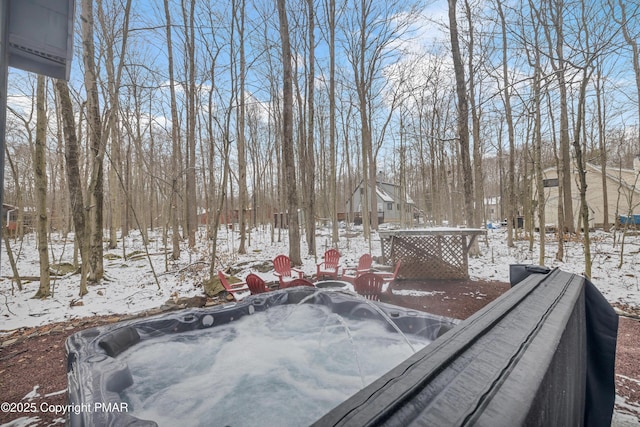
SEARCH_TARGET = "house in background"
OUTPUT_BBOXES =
[346,180,416,225]
[2,203,34,237]
[484,196,501,223]
[533,162,640,230]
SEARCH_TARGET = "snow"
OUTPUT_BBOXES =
[1,224,639,332]
[1,416,44,427]
[21,386,40,401]
[613,395,640,427]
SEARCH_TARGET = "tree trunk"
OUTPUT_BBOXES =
[4,145,23,240]
[448,0,474,228]
[277,0,302,265]
[236,0,248,254]
[206,70,218,240]
[595,63,609,231]
[328,0,338,245]
[496,0,516,248]
[96,0,127,250]
[81,0,105,282]
[527,0,546,265]
[573,69,594,278]
[3,221,22,291]
[207,92,234,279]
[550,0,574,234]
[56,80,90,296]
[306,0,317,254]
[356,0,371,240]
[163,0,182,260]
[33,75,51,299]
[184,0,198,248]
[52,86,67,235]
[464,0,481,253]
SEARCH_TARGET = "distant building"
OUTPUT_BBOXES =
[198,208,255,226]
[2,203,18,225]
[532,163,640,229]
[2,203,34,236]
[484,196,501,223]
[346,180,416,225]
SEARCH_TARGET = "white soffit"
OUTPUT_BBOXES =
[7,0,74,80]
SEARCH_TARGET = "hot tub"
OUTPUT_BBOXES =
[66,287,457,427]
[67,269,618,426]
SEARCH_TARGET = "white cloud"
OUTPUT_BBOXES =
[6,94,35,115]
[390,0,450,56]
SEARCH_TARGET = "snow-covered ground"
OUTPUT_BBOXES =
[1,224,638,331]
[2,224,639,426]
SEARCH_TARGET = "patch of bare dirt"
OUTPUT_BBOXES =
[1,316,126,426]
[384,279,511,320]
[615,317,640,421]
[0,280,638,426]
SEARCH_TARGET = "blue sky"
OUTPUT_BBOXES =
[6,0,640,161]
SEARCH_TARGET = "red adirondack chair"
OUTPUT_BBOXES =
[245,273,269,295]
[374,260,402,283]
[217,270,250,300]
[316,248,341,279]
[282,277,315,289]
[341,253,373,283]
[353,272,385,301]
[273,254,304,288]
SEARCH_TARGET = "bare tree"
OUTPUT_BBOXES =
[97,0,132,249]
[235,0,249,254]
[495,0,516,247]
[200,5,222,241]
[571,0,617,278]
[573,67,594,277]
[448,0,475,228]
[343,0,419,238]
[182,0,198,249]
[463,0,484,234]
[524,0,547,265]
[81,0,105,281]
[305,0,317,255]
[56,80,90,296]
[7,95,35,241]
[594,59,610,231]
[163,0,182,260]
[544,0,575,237]
[50,81,67,234]
[33,76,51,298]
[324,0,339,245]
[207,92,234,279]
[277,0,302,265]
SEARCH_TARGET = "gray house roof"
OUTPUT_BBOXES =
[349,180,415,206]
[376,186,394,203]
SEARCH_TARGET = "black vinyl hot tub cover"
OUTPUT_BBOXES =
[313,268,618,427]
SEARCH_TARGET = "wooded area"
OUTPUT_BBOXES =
[3,0,640,296]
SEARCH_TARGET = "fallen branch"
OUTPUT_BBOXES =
[128,251,169,262]
[177,260,209,273]
[2,274,65,281]
[0,348,28,362]
[2,293,16,316]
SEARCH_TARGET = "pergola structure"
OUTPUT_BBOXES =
[379,228,486,280]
